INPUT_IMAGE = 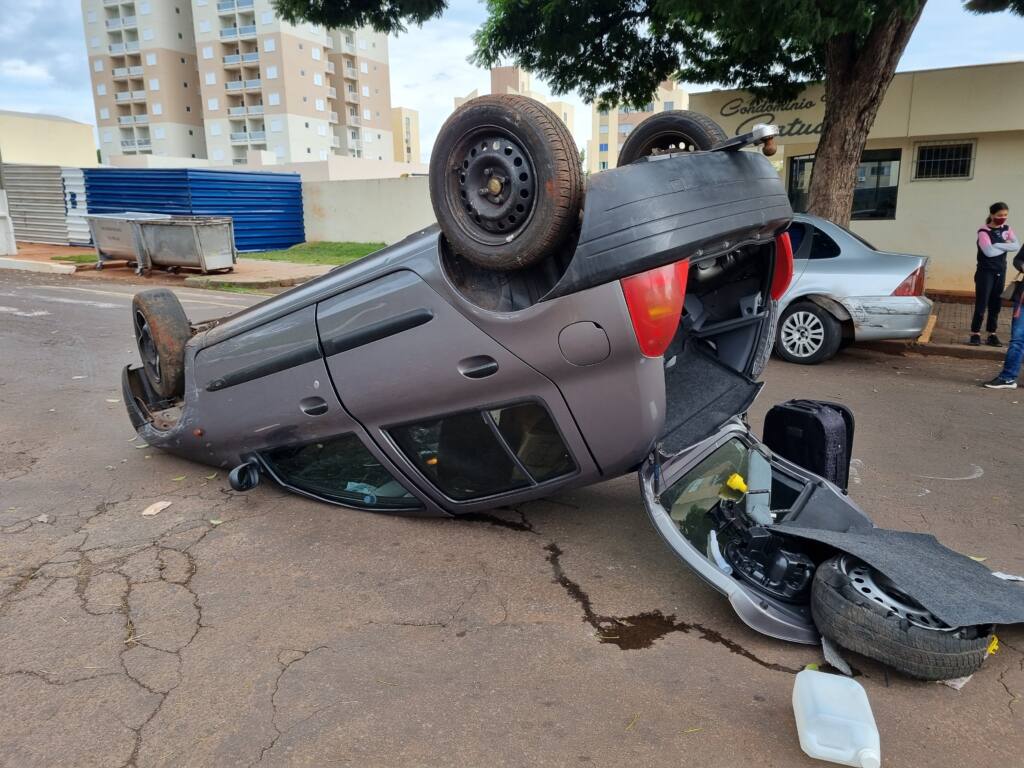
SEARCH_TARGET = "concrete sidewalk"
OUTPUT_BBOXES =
[0,242,331,290]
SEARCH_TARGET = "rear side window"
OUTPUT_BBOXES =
[390,402,576,501]
[809,227,841,260]
[788,223,808,258]
[262,434,421,510]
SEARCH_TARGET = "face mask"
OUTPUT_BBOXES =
[992,216,1008,226]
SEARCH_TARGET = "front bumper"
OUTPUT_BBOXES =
[846,296,933,341]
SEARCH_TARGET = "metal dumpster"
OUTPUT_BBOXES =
[84,213,236,275]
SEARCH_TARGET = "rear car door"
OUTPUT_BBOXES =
[316,270,596,511]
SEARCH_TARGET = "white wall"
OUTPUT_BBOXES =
[303,177,433,243]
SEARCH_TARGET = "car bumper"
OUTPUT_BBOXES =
[846,296,933,341]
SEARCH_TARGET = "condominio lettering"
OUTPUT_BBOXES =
[719,96,824,138]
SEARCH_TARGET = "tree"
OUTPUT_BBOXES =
[273,0,1009,225]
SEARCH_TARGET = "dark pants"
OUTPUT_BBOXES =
[972,267,1006,334]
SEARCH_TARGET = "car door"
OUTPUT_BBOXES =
[638,418,869,645]
[316,269,596,511]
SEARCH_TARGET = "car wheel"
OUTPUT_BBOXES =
[132,289,191,399]
[617,110,727,166]
[429,95,583,272]
[811,555,992,680]
[775,301,842,365]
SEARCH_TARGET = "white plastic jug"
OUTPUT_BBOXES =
[792,670,881,768]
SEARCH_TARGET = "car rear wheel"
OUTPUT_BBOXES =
[776,301,842,365]
[812,555,992,680]
[617,110,728,166]
[132,289,191,399]
[429,95,583,272]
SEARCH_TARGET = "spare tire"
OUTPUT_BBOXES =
[132,289,191,399]
[617,110,727,166]
[811,555,992,680]
[429,95,583,271]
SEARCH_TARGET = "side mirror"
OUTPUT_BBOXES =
[228,460,261,492]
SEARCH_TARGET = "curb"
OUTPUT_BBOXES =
[0,257,77,275]
[182,275,311,289]
[859,340,1006,362]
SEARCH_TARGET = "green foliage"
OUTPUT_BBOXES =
[966,0,1024,11]
[272,0,445,33]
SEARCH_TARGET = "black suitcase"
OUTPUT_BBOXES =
[762,400,855,490]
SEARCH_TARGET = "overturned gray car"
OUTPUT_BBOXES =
[122,98,1024,680]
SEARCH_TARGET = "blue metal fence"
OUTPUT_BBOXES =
[83,168,304,252]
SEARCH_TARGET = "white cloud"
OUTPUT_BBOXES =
[1,58,54,84]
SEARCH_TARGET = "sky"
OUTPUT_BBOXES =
[2,0,1024,164]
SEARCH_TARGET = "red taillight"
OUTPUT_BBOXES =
[621,259,689,357]
[771,232,794,300]
[892,266,926,296]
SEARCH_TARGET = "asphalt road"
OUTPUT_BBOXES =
[1,269,1022,768]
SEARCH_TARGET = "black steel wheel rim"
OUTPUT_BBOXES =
[446,126,538,246]
[635,129,704,157]
[134,309,162,383]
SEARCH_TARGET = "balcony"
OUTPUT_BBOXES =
[134,114,149,124]
[225,51,260,67]
[103,0,120,5]
[118,115,134,125]
[343,42,355,54]
[115,91,133,102]
[344,91,358,104]
[232,158,248,165]
[327,87,337,98]
[324,38,333,50]
[129,65,144,75]
[331,136,340,148]
[326,61,335,74]
[125,41,140,52]
[121,15,137,28]
[106,18,123,29]
[249,131,266,142]
[136,138,152,148]
[347,114,359,125]
[113,67,129,78]
[228,105,247,116]
[219,27,239,39]
[109,43,126,53]
[344,67,357,80]
[132,89,146,100]
[226,81,244,91]
[247,104,264,115]
[244,78,261,90]
[218,0,254,10]
[230,131,249,143]
[328,111,338,124]
[238,24,257,38]
[121,139,136,148]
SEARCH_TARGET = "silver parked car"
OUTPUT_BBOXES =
[775,213,932,364]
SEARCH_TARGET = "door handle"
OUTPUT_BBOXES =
[458,355,499,379]
[300,396,329,416]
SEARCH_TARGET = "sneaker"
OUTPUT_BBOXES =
[987,334,1003,347]
[984,376,1018,389]
[969,334,982,346]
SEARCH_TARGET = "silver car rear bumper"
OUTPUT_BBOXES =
[845,296,933,341]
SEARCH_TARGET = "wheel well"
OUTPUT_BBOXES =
[791,294,855,340]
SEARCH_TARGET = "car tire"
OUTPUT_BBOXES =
[132,289,191,399]
[617,110,728,166]
[775,301,842,365]
[811,555,991,681]
[429,95,583,272]
[749,299,778,379]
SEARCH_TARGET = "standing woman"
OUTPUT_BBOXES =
[971,202,1020,346]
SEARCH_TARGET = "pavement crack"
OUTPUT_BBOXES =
[543,542,801,674]
[252,645,330,766]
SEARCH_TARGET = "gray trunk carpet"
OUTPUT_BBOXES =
[776,524,1024,627]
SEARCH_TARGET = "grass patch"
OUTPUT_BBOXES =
[206,283,274,295]
[244,241,385,266]
[52,254,99,264]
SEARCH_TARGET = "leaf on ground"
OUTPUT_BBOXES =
[205,472,217,480]
[625,713,640,732]
[804,663,820,671]
[106,398,120,403]
[142,501,171,517]
[135,443,149,449]
[72,375,86,380]
[171,475,186,481]
[209,518,223,526]
[682,727,703,735]
[968,555,987,562]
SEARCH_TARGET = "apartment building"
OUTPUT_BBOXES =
[455,66,575,135]
[83,0,416,165]
[586,81,690,172]
[82,0,206,161]
[391,107,420,163]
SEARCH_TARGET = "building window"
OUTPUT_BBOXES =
[618,124,633,134]
[202,46,213,60]
[205,72,216,85]
[599,143,608,152]
[358,39,367,50]
[211,123,222,136]
[318,125,327,136]
[267,66,278,80]
[152,103,162,115]
[361,85,369,97]
[319,149,328,160]
[90,37,99,48]
[154,126,165,139]
[149,78,160,91]
[315,98,325,112]
[146,53,157,66]
[787,149,902,220]
[96,84,106,96]
[212,148,225,161]
[264,38,276,52]
[365,133,373,143]
[913,141,975,180]
[102,130,112,143]
[261,10,273,24]
[93,59,103,72]
[313,72,323,86]
[599,161,608,170]
[664,101,674,111]
[268,92,280,106]
[142,28,154,41]
[599,125,608,134]
[360,61,368,74]
[312,47,321,61]
[139,1,151,13]
[99,107,109,120]
[362,108,370,120]
[270,118,282,132]
[188,129,194,136]
[87,10,96,22]
[208,97,219,111]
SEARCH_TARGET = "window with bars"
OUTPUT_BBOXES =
[913,142,975,180]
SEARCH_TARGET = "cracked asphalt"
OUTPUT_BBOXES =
[1,269,1022,768]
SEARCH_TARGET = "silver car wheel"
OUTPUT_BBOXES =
[780,310,825,358]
